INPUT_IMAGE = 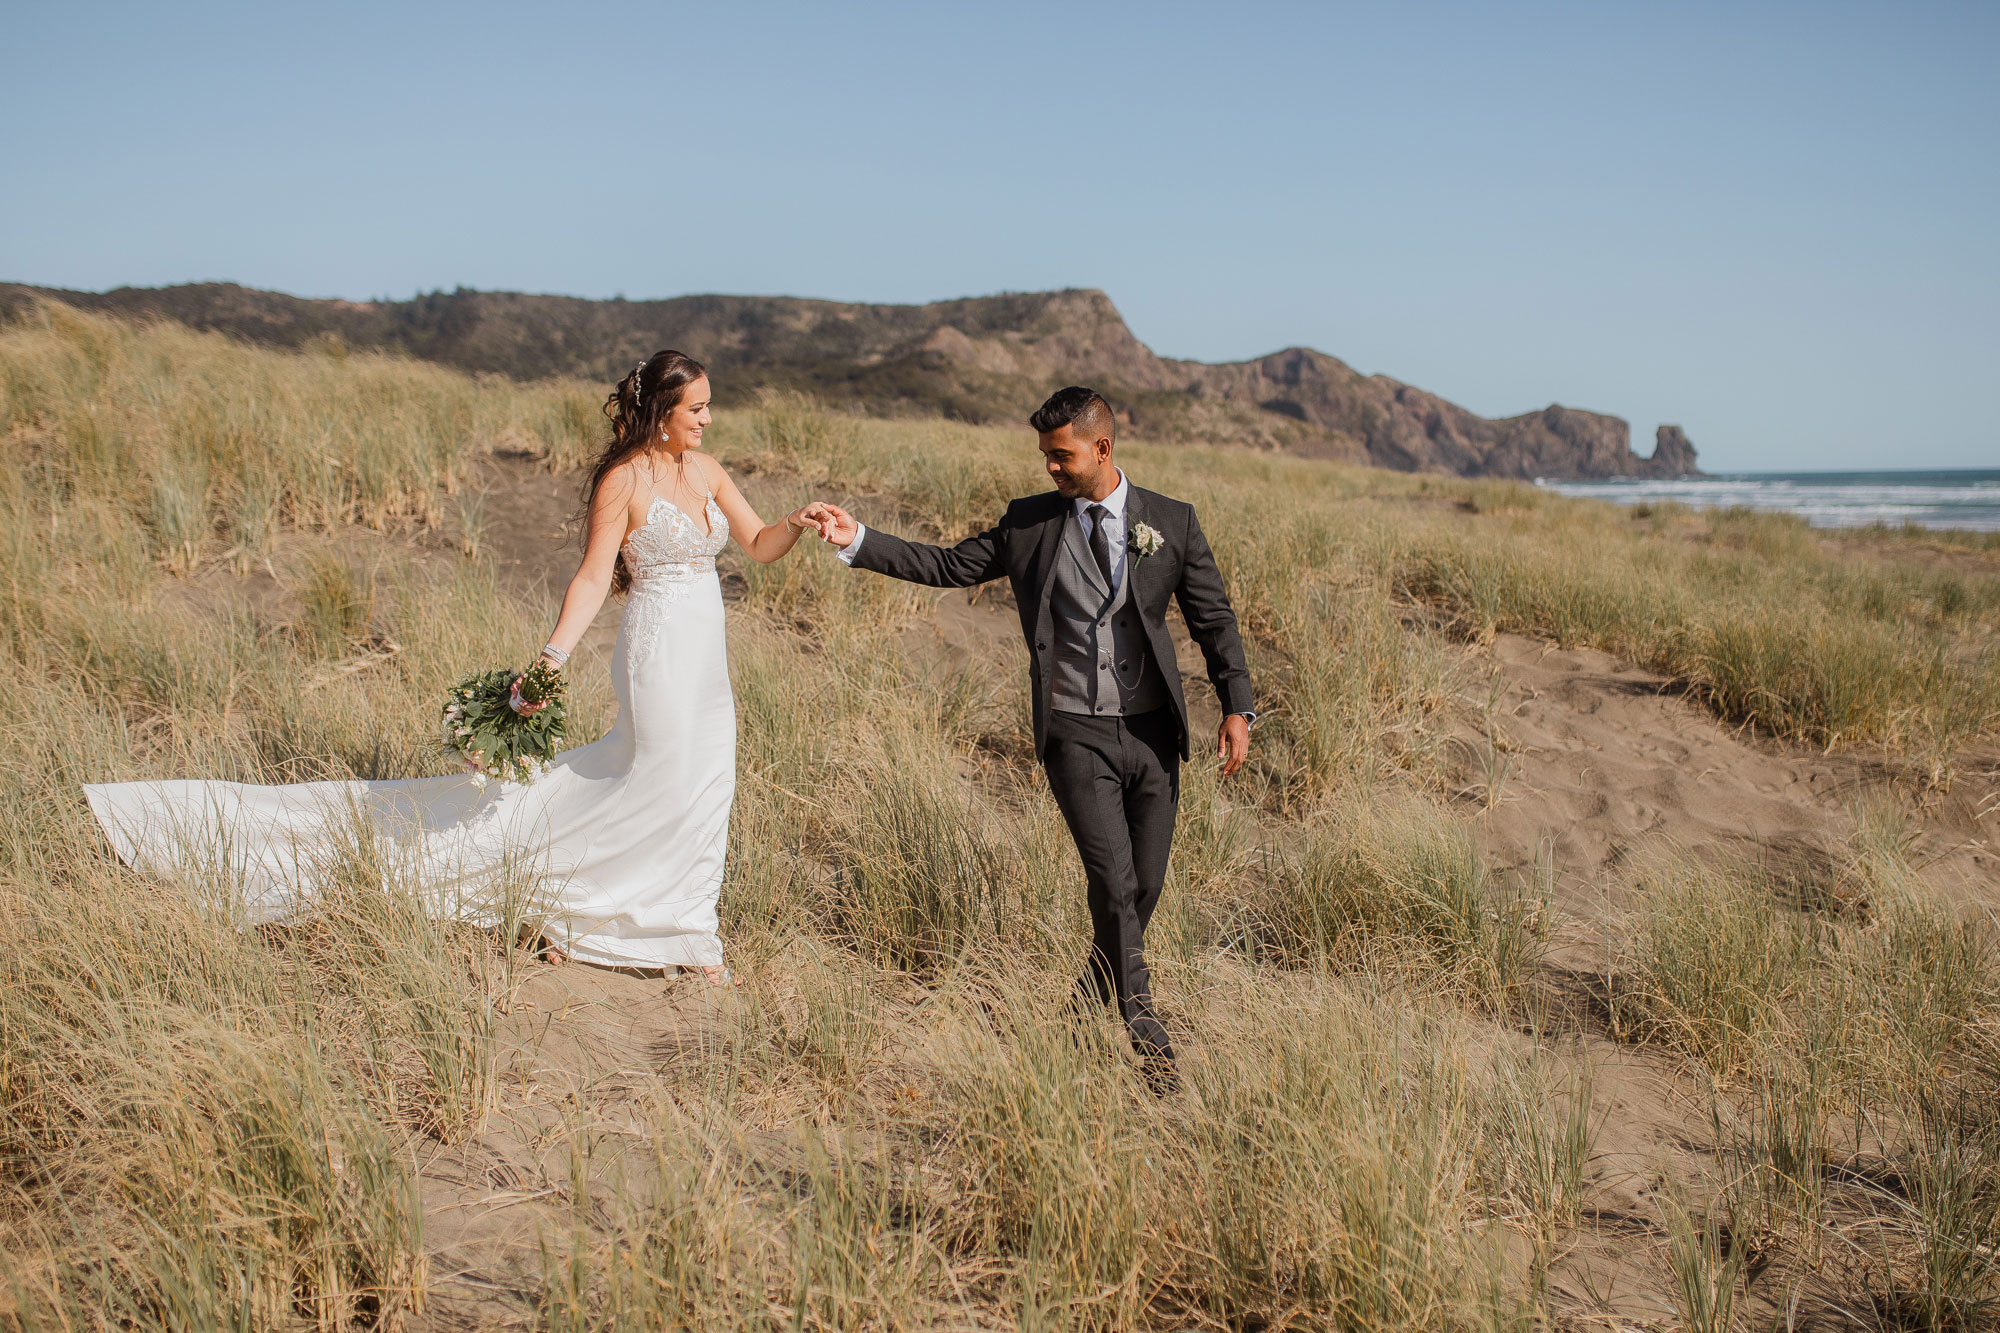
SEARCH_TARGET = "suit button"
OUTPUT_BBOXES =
[1036,642,1047,651]
[1096,705,1105,712]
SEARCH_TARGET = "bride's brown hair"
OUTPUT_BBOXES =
[585,350,709,594]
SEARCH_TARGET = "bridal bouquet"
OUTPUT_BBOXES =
[439,660,567,788]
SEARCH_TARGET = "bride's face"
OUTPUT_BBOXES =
[662,376,713,453]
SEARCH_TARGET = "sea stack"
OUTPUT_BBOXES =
[1647,425,1700,477]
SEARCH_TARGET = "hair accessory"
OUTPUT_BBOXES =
[631,362,646,407]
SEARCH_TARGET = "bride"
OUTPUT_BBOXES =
[86,350,833,983]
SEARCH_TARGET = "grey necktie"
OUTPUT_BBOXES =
[1086,504,1114,587]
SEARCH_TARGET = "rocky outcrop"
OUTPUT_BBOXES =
[0,281,1699,479]
[1648,425,1699,477]
[1118,343,1693,479]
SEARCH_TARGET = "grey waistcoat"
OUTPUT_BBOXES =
[1047,514,1172,717]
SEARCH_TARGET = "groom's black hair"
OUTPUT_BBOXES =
[1030,386,1115,444]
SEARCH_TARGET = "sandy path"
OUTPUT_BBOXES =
[1461,634,1998,931]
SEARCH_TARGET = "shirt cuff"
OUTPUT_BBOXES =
[835,524,867,565]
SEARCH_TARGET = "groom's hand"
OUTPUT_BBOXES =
[1218,714,1250,776]
[815,504,859,546]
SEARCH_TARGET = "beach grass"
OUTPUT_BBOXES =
[2,304,1998,1327]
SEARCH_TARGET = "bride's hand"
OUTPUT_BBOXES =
[509,672,549,716]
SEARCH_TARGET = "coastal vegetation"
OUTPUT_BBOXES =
[2,305,1997,1328]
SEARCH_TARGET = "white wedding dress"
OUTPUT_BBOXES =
[84,486,737,970]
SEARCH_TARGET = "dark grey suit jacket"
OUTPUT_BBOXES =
[850,486,1254,760]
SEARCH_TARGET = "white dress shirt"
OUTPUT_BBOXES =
[835,469,1133,593]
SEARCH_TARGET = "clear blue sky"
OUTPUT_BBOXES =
[5,1,1994,471]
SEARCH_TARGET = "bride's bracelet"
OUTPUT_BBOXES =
[540,642,570,667]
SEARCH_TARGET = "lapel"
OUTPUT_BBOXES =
[1124,486,1156,607]
[1059,505,1112,599]
[1031,498,1068,617]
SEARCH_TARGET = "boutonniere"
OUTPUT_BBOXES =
[1128,521,1165,559]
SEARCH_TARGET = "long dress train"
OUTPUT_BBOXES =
[84,489,737,970]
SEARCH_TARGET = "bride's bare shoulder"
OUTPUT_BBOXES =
[589,456,647,512]
[686,450,731,492]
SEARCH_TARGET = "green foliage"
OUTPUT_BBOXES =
[441,660,568,785]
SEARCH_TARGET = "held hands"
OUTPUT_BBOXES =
[1218,714,1250,777]
[806,503,859,547]
[784,502,850,542]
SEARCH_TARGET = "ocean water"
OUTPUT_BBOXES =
[1540,469,2000,533]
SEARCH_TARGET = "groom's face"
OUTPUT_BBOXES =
[1039,425,1112,498]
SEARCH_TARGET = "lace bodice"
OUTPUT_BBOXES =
[625,495,728,581]
[622,495,728,662]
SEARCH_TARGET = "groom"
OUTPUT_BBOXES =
[818,387,1254,1089]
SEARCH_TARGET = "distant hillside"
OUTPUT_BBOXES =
[0,281,1698,480]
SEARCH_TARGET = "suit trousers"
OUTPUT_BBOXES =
[1041,706,1179,1064]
